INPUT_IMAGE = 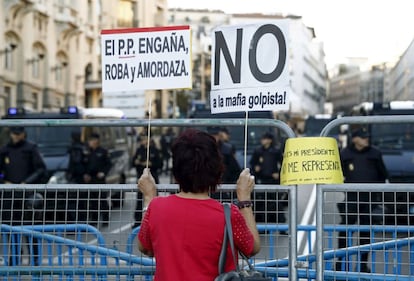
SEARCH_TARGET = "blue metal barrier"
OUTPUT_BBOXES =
[254,224,414,280]
[126,226,155,281]
[256,236,414,280]
[2,223,413,280]
[0,224,155,281]
[126,224,414,280]
[126,226,154,265]
[1,224,106,267]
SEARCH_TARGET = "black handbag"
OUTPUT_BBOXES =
[215,203,271,281]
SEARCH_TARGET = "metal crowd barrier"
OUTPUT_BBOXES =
[313,115,414,281]
[0,184,294,280]
[1,224,105,267]
[3,116,414,280]
[2,221,413,280]
[254,224,414,280]
[0,118,301,281]
[0,224,155,280]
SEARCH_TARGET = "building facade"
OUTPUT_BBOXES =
[329,36,414,112]
[168,10,329,117]
[385,39,414,102]
[0,0,167,117]
[328,64,385,114]
[167,8,230,115]
[228,14,328,116]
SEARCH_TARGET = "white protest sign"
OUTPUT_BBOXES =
[210,21,290,113]
[101,26,192,92]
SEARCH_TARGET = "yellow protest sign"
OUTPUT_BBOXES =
[280,137,343,185]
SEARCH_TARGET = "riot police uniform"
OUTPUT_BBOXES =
[0,139,46,185]
[65,131,88,223]
[132,137,162,227]
[220,140,241,183]
[337,127,388,272]
[132,138,162,183]
[205,127,241,207]
[66,132,87,184]
[0,129,46,225]
[207,126,241,185]
[83,134,111,226]
[250,144,283,184]
[0,126,46,265]
[249,132,285,225]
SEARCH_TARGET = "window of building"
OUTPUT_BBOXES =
[55,65,63,82]
[96,0,102,16]
[85,64,93,81]
[117,0,133,27]
[1,86,11,114]
[53,54,68,84]
[32,92,39,110]
[56,97,63,108]
[87,38,93,54]
[4,34,18,70]
[57,0,65,13]
[4,44,15,70]
[30,45,45,79]
[88,0,93,22]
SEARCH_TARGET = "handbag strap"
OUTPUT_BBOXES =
[218,203,239,274]
[224,203,239,270]
[218,203,258,274]
[218,210,228,274]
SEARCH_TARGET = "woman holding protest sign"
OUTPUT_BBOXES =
[136,128,260,281]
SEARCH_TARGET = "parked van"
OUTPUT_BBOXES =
[1,106,134,222]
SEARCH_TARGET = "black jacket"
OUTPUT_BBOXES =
[66,141,88,183]
[250,144,283,184]
[84,146,111,183]
[132,144,162,183]
[160,133,174,158]
[220,141,241,183]
[0,139,46,184]
[340,144,388,202]
[340,144,388,183]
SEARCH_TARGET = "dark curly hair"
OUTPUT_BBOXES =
[172,128,224,193]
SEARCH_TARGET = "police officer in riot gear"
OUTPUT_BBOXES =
[66,131,88,223]
[207,127,241,205]
[208,126,241,183]
[249,132,285,230]
[336,126,388,273]
[66,131,87,184]
[0,126,46,265]
[83,133,111,227]
[0,127,46,187]
[132,134,162,228]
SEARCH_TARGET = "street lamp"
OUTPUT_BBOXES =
[26,53,45,64]
[0,43,17,56]
[51,61,68,72]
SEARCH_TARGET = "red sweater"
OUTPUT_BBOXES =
[138,195,254,281]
